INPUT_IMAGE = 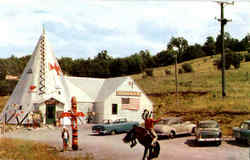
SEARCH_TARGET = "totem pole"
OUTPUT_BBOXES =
[60,96,85,150]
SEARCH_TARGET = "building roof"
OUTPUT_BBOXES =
[65,76,129,102]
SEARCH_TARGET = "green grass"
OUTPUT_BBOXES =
[0,138,95,160]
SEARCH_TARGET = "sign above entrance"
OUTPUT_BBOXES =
[116,91,141,97]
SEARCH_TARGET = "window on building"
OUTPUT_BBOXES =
[122,98,130,104]
[112,104,118,115]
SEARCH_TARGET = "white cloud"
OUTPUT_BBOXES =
[0,0,249,59]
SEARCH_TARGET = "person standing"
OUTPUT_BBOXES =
[61,126,70,151]
[27,111,33,128]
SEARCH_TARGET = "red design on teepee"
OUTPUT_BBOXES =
[29,85,36,91]
[49,62,62,75]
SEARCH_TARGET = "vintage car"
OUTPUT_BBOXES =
[233,120,250,145]
[92,118,139,135]
[154,117,196,138]
[195,120,222,145]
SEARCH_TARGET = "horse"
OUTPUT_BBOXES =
[123,125,160,160]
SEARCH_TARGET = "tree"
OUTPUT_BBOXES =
[240,33,250,52]
[127,54,143,74]
[183,44,206,61]
[216,32,231,54]
[167,37,188,62]
[58,57,74,75]
[202,36,216,56]
[154,50,175,67]
[139,50,155,69]
[109,58,128,77]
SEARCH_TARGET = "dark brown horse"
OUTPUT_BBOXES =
[123,125,160,160]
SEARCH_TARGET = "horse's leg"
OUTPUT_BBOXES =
[142,147,148,160]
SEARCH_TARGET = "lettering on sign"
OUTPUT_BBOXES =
[116,91,141,97]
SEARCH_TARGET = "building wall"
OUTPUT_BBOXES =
[77,102,93,113]
[93,102,105,122]
[103,92,152,123]
[96,78,153,123]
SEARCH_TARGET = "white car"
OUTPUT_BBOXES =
[154,117,196,138]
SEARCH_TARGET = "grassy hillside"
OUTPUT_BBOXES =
[132,55,250,135]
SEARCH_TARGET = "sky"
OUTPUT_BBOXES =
[0,0,249,59]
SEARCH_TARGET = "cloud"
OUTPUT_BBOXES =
[0,0,249,59]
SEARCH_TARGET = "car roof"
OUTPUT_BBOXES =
[243,120,250,123]
[162,117,182,121]
[199,120,218,124]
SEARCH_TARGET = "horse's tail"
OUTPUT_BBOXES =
[149,141,160,159]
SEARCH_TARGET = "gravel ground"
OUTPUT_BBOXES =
[2,125,250,160]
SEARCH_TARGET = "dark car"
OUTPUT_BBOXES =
[233,120,250,146]
[196,120,222,145]
[92,118,139,135]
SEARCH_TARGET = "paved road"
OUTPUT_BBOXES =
[4,125,250,160]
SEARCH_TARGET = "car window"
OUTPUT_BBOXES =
[199,122,218,128]
[240,123,249,129]
[113,119,120,123]
[170,120,179,125]
[157,119,170,125]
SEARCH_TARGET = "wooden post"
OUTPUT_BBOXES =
[60,96,85,151]
[71,96,78,150]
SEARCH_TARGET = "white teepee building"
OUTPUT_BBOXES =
[0,29,92,125]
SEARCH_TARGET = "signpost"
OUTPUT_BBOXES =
[60,96,85,150]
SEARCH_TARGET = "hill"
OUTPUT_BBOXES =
[132,55,250,135]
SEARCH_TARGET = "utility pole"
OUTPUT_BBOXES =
[215,0,234,98]
[173,47,178,107]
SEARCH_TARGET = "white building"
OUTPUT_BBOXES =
[66,76,153,123]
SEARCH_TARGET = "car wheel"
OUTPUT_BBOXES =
[111,130,116,135]
[216,141,221,146]
[191,127,196,135]
[169,131,175,139]
[235,137,240,142]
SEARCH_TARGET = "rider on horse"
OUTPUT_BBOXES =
[142,109,161,146]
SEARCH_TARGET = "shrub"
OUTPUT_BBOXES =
[245,54,250,62]
[165,69,171,75]
[182,63,194,73]
[213,59,222,70]
[178,68,184,74]
[214,52,242,70]
[0,69,6,80]
[0,80,17,96]
[145,68,154,77]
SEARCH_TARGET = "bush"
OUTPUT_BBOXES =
[0,69,6,80]
[182,63,194,73]
[0,80,17,96]
[178,68,184,74]
[165,69,171,75]
[245,54,250,62]
[213,59,222,70]
[214,52,242,70]
[145,68,154,77]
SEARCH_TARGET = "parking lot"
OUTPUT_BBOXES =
[4,125,250,160]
